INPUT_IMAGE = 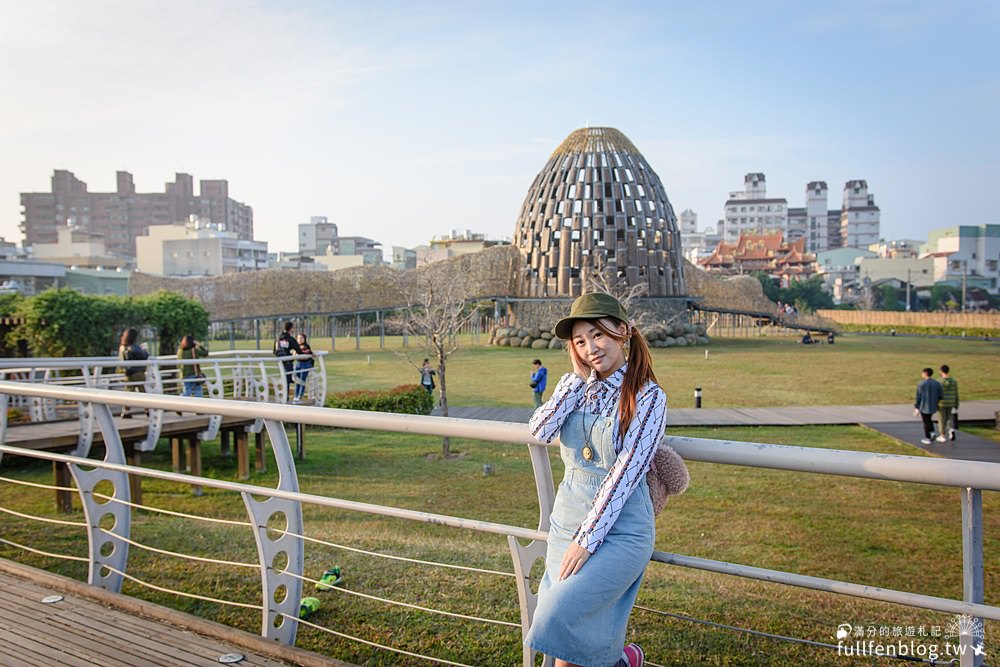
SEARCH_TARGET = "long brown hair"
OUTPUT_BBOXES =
[120,328,138,347]
[577,317,658,443]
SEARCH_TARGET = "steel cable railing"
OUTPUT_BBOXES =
[0,380,995,667]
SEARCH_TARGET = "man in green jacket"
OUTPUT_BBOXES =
[938,364,959,442]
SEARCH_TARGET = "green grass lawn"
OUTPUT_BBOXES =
[312,334,1000,408]
[2,334,999,665]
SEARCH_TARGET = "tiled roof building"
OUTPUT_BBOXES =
[700,231,817,285]
[513,127,686,297]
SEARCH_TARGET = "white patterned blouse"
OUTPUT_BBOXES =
[528,363,667,553]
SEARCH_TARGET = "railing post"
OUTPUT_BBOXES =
[960,487,985,666]
[355,313,361,351]
[71,402,132,594]
[242,419,304,645]
[508,440,557,666]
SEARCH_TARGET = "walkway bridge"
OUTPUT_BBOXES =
[689,303,838,338]
[0,382,994,666]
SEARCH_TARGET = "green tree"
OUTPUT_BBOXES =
[878,284,902,311]
[780,276,834,313]
[752,271,781,302]
[0,292,24,317]
[139,290,209,354]
[929,285,959,311]
[5,288,207,358]
[10,289,137,357]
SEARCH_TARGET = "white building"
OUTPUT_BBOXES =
[681,223,723,264]
[30,226,128,269]
[298,216,338,257]
[135,216,268,277]
[722,173,788,243]
[679,209,698,234]
[815,247,877,303]
[840,180,881,249]
[297,216,383,265]
[722,175,880,253]
[921,224,1000,294]
[869,238,922,258]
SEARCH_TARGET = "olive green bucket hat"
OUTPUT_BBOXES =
[554,293,629,340]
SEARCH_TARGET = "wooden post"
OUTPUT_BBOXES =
[220,429,231,458]
[236,430,250,481]
[124,445,143,508]
[171,437,184,472]
[53,462,72,513]
[188,437,202,497]
[255,430,267,473]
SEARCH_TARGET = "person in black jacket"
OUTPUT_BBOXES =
[913,367,943,445]
[293,333,314,403]
[118,328,149,418]
[274,321,302,399]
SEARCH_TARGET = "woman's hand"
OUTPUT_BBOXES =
[558,542,591,580]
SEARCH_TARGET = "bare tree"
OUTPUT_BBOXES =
[583,255,653,327]
[391,263,481,458]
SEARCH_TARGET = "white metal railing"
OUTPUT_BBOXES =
[0,352,327,453]
[0,381,994,666]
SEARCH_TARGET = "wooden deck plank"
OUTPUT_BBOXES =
[0,576,273,666]
[0,559,354,667]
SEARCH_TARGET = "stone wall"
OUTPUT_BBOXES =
[490,318,709,349]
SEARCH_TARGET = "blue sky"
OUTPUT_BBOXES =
[1,0,997,253]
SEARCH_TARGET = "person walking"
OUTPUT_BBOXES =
[525,293,666,667]
[118,328,149,418]
[913,367,943,445]
[420,359,436,395]
[177,334,209,398]
[937,364,960,442]
[530,359,548,408]
[274,321,303,400]
[293,333,314,404]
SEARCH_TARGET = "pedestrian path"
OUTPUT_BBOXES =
[861,422,1000,464]
[432,400,1000,463]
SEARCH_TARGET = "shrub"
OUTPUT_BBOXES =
[325,384,433,415]
[838,323,999,338]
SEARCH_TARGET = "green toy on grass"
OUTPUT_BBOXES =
[315,566,343,591]
[299,596,321,619]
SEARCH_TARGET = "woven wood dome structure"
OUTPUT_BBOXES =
[513,127,686,298]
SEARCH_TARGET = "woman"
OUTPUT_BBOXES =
[525,293,666,667]
[293,333,314,403]
[118,328,148,418]
[177,334,208,398]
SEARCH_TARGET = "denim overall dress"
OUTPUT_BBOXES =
[525,409,655,666]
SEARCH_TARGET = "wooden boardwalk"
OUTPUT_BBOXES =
[0,559,351,667]
[3,413,265,507]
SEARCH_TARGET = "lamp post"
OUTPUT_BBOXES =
[906,268,912,311]
[962,260,968,313]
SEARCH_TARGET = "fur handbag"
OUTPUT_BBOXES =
[646,441,690,515]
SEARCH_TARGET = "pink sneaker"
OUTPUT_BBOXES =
[623,643,644,667]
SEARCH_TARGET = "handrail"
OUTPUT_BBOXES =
[1,381,998,492]
[0,381,992,666]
